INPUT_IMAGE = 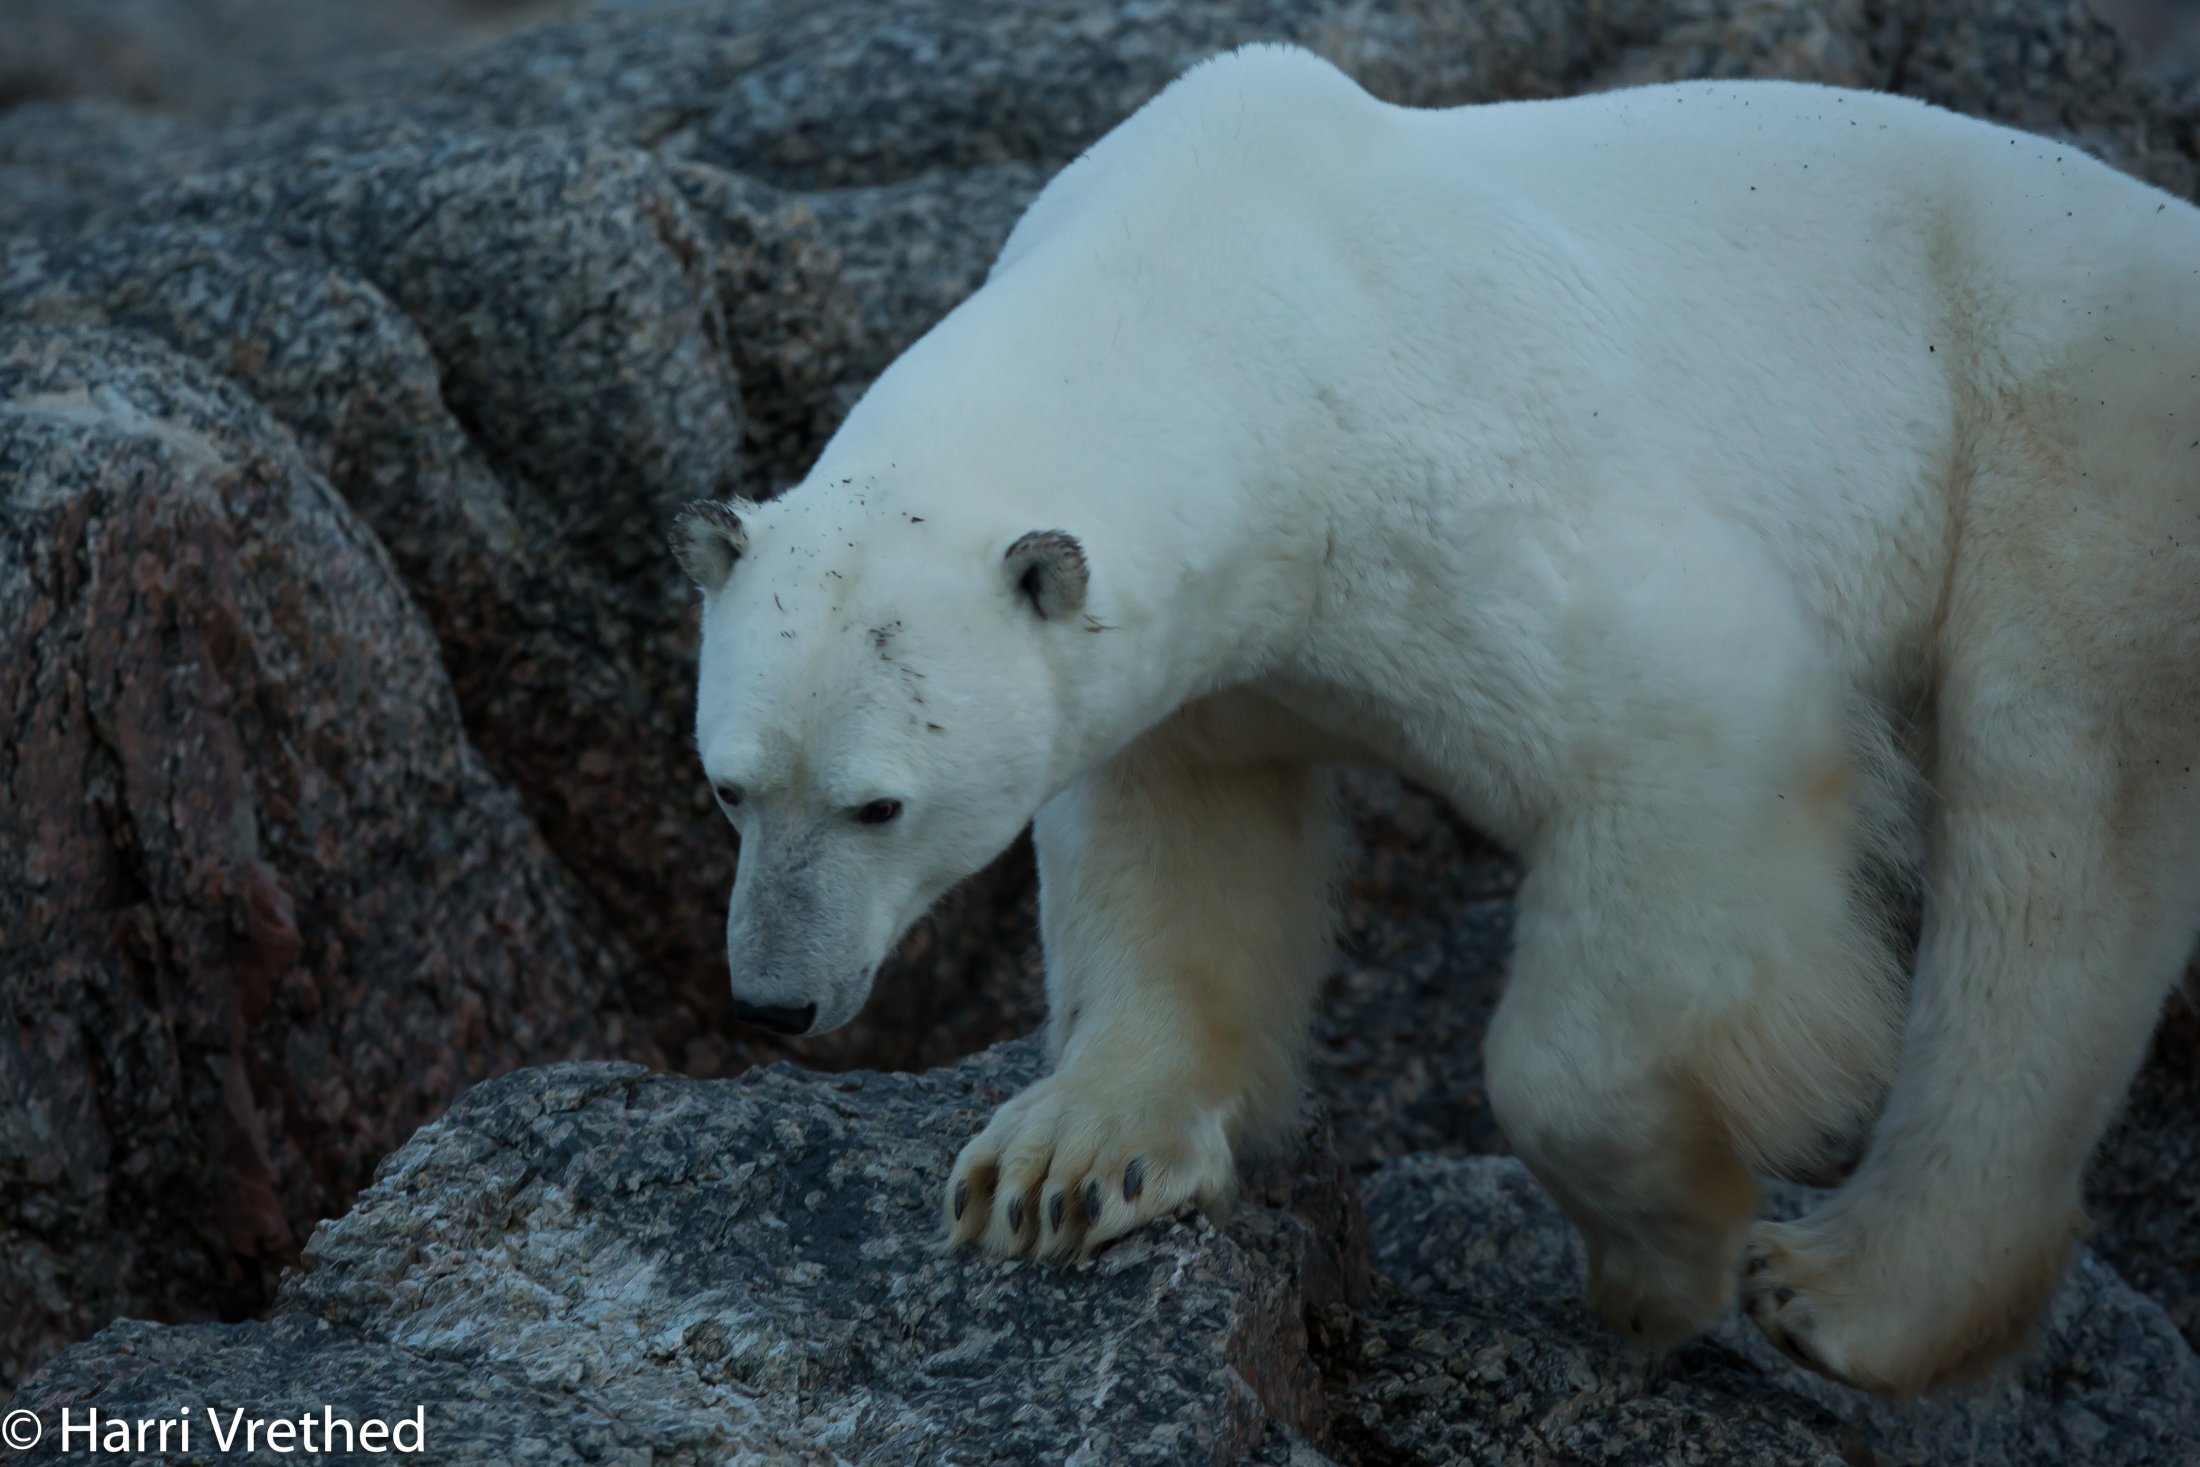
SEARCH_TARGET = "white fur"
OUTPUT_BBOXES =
[689,47,2200,1392]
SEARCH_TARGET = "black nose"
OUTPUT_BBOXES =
[732,1000,817,1036]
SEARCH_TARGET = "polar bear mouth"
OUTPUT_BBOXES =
[731,999,817,1036]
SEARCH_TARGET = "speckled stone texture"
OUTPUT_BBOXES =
[0,0,578,115]
[0,323,637,1394]
[1343,1158,2200,1467]
[0,2,1060,1082]
[15,1054,2195,1465]
[5,0,2200,1441]
[2091,993,2200,1347]
[11,1042,1371,1466]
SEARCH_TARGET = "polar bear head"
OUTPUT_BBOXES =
[676,492,1096,1036]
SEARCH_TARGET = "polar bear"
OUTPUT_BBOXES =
[676,45,2200,1395]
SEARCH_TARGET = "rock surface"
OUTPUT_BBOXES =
[0,323,640,1394]
[5,0,2200,1434]
[10,1042,1369,1465]
[1341,1157,2200,1467]
[15,1049,2197,1465]
[1315,774,1521,1167]
[0,0,576,115]
[2090,992,2200,1347]
[0,0,1061,1079]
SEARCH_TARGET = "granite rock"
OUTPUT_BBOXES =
[4,129,752,1047]
[19,1054,2193,1465]
[2090,992,2200,1349]
[1346,1157,2200,1467]
[1314,773,1520,1168]
[0,8,1054,1080]
[0,0,574,116]
[0,322,639,1394]
[10,1041,1370,1465]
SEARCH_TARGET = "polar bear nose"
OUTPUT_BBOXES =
[732,999,817,1036]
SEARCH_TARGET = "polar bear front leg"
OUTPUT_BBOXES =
[944,736,1334,1263]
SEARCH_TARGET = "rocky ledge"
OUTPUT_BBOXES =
[13,1040,2199,1465]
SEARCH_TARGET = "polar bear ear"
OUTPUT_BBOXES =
[672,499,749,593]
[1003,530,1087,620]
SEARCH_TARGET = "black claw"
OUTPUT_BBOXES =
[1774,1287,1795,1307]
[1774,1332,1828,1376]
[953,1181,968,1222]
[1049,1192,1064,1232]
[1084,1178,1103,1225]
[1123,1158,1145,1203]
[1629,1310,1644,1336]
[1007,1197,1024,1232]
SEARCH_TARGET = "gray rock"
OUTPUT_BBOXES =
[1314,773,1520,1168]
[10,1041,1369,1465]
[0,321,639,1395]
[2090,994,2200,1348]
[0,11,1056,1084]
[1340,1159,1862,1466]
[0,137,753,1048]
[1350,1157,2200,1467]
[0,0,574,116]
[22,1050,2188,1464]
[0,0,1070,1381]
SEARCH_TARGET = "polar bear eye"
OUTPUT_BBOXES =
[854,799,903,826]
[713,783,744,810]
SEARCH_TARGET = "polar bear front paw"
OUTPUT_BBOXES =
[944,1070,1237,1263]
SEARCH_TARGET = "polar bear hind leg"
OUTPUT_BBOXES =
[1742,316,2200,1383]
[1744,596,2200,1392]
[1485,532,1909,1351]
[1745,708,2200,1390]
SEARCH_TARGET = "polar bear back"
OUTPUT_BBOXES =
[1002,45,2199,410]
[947,48,2200,693]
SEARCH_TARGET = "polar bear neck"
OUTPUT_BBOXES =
[814,284,1337,779]
[800,47,1587,834]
